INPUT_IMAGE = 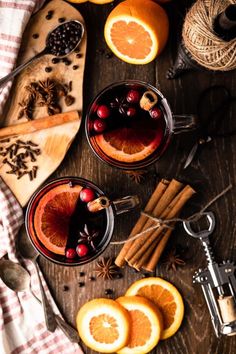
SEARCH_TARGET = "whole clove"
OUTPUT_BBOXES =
[0,139,41,181]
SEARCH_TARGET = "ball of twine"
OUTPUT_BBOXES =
[182,0,236,71]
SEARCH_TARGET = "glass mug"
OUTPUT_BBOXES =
[85,80,198,170]
[25,177,139,266]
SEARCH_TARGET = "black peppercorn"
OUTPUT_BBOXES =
[105,289,113,295]
[115,273,123,279]
[63,285,69,291]
[64,59,71,66]
[76,53,82,59]
[78,282,85,288]
[79,272,85,277]
[46,11,53,20]
[52,57,60,64]
[72,65,78,70]
[32,33,39,39]
[58,17,66,23]
[45,67,52,73]
[89,276,95,281]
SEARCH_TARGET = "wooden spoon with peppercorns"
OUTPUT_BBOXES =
[0,20,84,89]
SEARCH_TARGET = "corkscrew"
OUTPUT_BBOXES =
[183,212,236,337]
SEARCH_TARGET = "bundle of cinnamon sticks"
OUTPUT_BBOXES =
[115,179,196,272]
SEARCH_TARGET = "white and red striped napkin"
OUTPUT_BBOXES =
[0,1,84,353]
[0,177,84,354]
[0,0,46,115]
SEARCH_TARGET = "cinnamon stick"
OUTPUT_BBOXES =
[143,228,173,272]
[125,179,184,262]
[115,179,170,267]
[127,185,196,266]
[132,237,160,271]
[0,111,80,138]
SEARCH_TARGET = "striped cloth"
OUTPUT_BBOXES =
[0,177,83,354]
[0,3,84,353]
[0,0,46,115]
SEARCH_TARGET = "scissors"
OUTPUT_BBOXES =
[184,85,236,169]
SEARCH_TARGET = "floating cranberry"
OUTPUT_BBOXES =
[80,188,95,202]
[150,107,162,120]
[97,105,110,119]
[76,243,89,257]
[66,248,77,259]
[126,107,136,117]
[126,90,140,104]
[93,118,107,133]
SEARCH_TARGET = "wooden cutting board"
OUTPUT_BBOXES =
[0,0,87,207]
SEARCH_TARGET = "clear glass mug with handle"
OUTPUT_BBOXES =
[85,80,198,170]
[25,176,139,266]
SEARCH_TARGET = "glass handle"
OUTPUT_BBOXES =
[172,115,198,134]
[112,195,140,215]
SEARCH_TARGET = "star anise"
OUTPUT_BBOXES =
[162,247,186,271]
[95,257,119,280]
[78,224,99,250]
[110,96,129,116]
[38,78,56,93]
[124,169,147,184]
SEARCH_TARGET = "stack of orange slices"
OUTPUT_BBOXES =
[76,277,184,353]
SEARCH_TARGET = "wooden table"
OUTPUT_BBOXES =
[39,1,236,353]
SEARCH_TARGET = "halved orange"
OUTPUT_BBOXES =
[104,0,169,64]
[34,184,82,255]
[116,296,163,354]
[95,122,163,163]
[67,0,113,3]
[76,298,131,353]
[126,277,184,340]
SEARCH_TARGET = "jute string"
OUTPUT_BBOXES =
[111,184,232,245]
[182,0,236,71]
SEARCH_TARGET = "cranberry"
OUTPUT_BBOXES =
[126,90,140,104]
[126,107,136,117]
[150,107,162,120]
[76,244,89,257]
[80,188,95,202]
[66,248,77,259]
[97,105,110,119]
[93,118,107,133]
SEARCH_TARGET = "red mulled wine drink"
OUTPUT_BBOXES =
[25,177,139,266]
[86,81,170,170]
[26,177,113,266]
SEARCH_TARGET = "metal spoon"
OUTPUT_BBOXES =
[0,20,84,88]
[0,257,80,344]
[17,226,57,332]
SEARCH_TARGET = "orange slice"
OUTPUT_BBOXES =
[95,122,163,163]
[34,184,82,255]
[116,296,163,354]
[104,0,169,64]
[126,277,184,340]
[76,298,130,353]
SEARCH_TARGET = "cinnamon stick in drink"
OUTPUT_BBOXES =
[125,179,184,263]
[115,179,170,267]
[127,185,196,266]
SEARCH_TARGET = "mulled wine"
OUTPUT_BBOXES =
[26,177,113,266]
[86,81,170,170]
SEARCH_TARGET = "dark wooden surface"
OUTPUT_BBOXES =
[39,1,236,353]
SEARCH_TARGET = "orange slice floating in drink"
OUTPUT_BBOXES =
[95,122,164,163]
[34,184,82,255]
